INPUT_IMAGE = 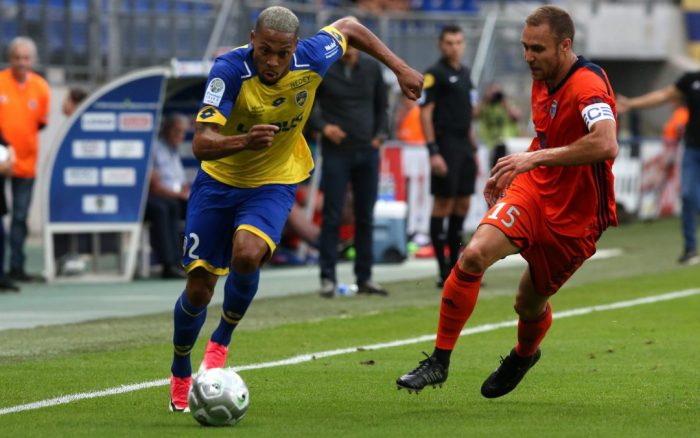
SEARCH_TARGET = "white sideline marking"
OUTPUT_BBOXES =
[1,288,698,416]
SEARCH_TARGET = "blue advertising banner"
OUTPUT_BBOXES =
[48,72,166,223]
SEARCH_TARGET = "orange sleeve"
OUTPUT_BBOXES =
[38,78,50,126]
[574,71,615,114]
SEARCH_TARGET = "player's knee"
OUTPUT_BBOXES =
[185,268,216,307]
[186,282,214,307]
[231,248,263,274]
[513,298,544,321]
[459,245,489,274]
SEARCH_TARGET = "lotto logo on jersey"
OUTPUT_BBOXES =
[330,30,344,44]
[199,107,215,119]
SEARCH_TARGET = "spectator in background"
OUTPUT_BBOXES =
[0,139,17,292]
[146,113,190,279]
[0,37,50,282]
[309,44,390,298]
[420,25,478,288]
[355,0,411,12]
[395,95,425,145]
[618,75,700,266]
[476,83,521,168]
[61,87,88,117]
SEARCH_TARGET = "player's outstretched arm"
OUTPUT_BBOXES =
[192,122,279,161]
[617,84,682,113]
[331,17,423,100]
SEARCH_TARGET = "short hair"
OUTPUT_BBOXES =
[525,5,575,44]
[7,36,37,62]
[439,24,463,41]
[160,113,189,136]
[255,6,299,36]
[68,87,88,105]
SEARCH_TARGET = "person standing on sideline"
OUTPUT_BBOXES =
[167,6,422,412]
[397,5,618,398]
[420,25,479,288]
[476,83,521,168]
[0,37,50,282]
[310,44,390,297]
[146,113,190,279]
[617,76,700,265]
[0,135,18,292]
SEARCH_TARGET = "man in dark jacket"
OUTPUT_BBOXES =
[310,45,390,297]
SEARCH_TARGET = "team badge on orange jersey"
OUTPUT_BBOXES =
[550,100,558,119]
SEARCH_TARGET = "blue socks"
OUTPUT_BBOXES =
[171,291,207,378]
[210,270,260,347]
[170,269,260,377]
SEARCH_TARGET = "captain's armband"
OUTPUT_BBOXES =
[581,102,615,130]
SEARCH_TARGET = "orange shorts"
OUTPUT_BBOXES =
[480,187,598,296]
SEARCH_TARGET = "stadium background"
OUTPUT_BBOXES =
[0,1,699,435]
[0,0,695,241]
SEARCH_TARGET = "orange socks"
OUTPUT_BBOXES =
[434,265,552,358]
[515,302,552,357]
[435,266,482,350]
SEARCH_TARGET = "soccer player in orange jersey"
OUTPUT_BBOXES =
[0,37,50,284]
[397,5,619,398]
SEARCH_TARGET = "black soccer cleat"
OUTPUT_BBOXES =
[481,348,541,399]
[396,353,448,394]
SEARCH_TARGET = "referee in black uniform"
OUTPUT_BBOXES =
[420,24,478,287]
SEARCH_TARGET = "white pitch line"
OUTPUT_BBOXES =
[1,288,698,416]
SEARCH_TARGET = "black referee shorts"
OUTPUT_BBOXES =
[431,132,477,198]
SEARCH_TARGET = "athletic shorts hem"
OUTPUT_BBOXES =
[237,224,277,253]
[184,259,230,276]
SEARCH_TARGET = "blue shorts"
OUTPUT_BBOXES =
[182,170,297,275]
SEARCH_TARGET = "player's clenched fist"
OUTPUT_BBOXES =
[245,124,279,150]
[397,66,423,100]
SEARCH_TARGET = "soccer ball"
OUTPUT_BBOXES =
[188,368,250,427]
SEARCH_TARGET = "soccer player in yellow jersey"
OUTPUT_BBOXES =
[168,6,423,412]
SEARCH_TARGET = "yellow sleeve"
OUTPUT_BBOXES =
[320,25,348,55]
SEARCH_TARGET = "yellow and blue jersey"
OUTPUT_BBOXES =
[195,26,348,188]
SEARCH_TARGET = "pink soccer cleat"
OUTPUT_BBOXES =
[169,375,192,413]
[198,340,229,373]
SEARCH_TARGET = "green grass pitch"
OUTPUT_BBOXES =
[0,218,698,437]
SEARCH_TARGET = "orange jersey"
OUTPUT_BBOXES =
[0,69,50,178]
[514,56,618,238]
[662,106,688,144]
[397,105,425,144]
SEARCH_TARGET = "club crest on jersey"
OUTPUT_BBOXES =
[272,97,286,107]
[295,90,308,107]
[550,100,558,119]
